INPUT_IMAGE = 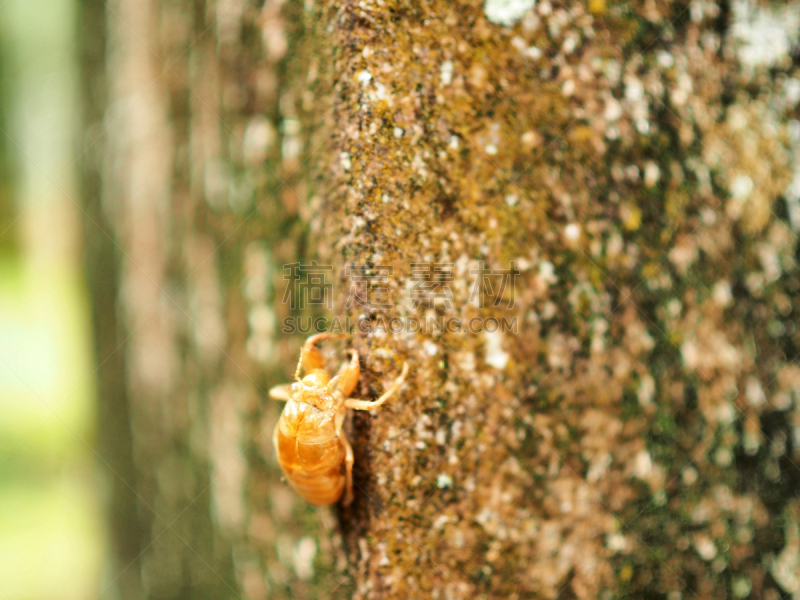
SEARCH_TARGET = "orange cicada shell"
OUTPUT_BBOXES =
[269,333,408,506]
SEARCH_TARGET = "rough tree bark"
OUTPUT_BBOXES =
[80,0,800,599]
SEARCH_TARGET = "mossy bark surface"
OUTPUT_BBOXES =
[315,1,800,598]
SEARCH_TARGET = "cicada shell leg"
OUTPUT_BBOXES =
[268,384,293,401]
[344,362,408,411]
[339,430,354,506]
[335,406,354,506]
[297,332,347,378]
[337,350,360,398]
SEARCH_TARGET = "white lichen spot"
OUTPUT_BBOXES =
[416,413,434,441]
[713,280,733,307]
[484,330,510,370]
[732,0,800,69]
[456,351,475,372]
[682,466,698,486]
[538,0,551,16]
[625,77,644,102]
[694,534,717,561]
[745,376,766,407]
[449,135,459,149]
[520,130,540,149]
[485,143,498,155]
[340,151,352,170]
[732,578,752,598]
[440,60,454,85]
[437,473,453,488]
[633,450,653,480]
[432,514,450,529]
[510,36,526,52]
[357,69,372,86]
[718,401,736,425]
[484,0,536,27]
[637,374,655,407]
[435,428,447,446]
[524,46,543,60]
[730,173,754,200]
[538,260,557,285]
[771,504,800,595]
[475,508,495,526]
[700,207,716,225]
[564,223,580,242]
[668,235,698,275]
[394,126,404,138]
[644,161,660,187]
[243,116,275,163]
[377,543,390,567]
[786,78,800,108]
[743,426,761,456]
[587,452,612,483]
[522,10,539,31]
[604,97,622,122]
[758,243,782,282]
[657,50,675,68]
[412,151,428,177]
[281,119,302,162]
[293,537,317,580]
[607,533,628,553]
[715,447,733,467]
[790,121,800,226]
[538,302,555,320]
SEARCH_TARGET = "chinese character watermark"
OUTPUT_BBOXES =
[282,261,333,310]
[280,259,519,315]
[344,265,394,310]
[469,260,519,309]
[409,262,455,309]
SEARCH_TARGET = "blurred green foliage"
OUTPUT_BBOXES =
[0,1,105,598]
[0,28,17,255]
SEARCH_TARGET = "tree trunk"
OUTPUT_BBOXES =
[81,0,800,599]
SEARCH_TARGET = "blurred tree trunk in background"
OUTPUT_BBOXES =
[79,1,800,599]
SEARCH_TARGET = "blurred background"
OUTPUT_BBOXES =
[0,0,105,599]
[0,0,331,596]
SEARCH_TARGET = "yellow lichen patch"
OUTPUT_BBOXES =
[622,205,642,231]
[700,103,791,235]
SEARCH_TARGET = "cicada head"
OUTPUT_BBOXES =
[297,369,336,410]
